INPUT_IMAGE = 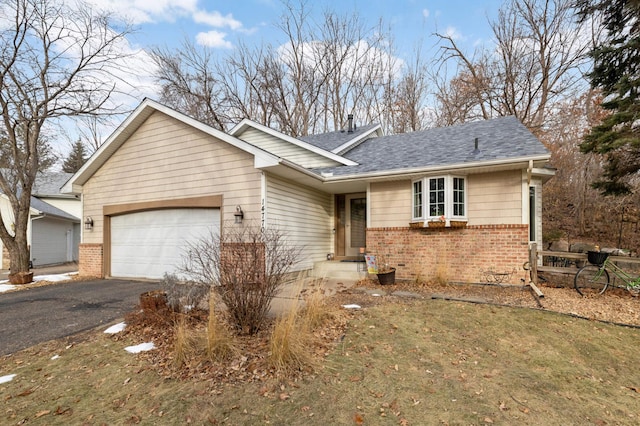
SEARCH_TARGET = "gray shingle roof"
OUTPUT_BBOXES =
[32,172,74,196]
[30,196,79,221]
[313,116,549,176]
[299,123,379,152]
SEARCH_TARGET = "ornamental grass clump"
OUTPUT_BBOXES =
[204,291,237,362]
[268,281,316,375]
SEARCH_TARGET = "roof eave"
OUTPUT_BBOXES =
[320,154,552,183]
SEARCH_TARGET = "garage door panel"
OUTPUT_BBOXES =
[111,208,219,279]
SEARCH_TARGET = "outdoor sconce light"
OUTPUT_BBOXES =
[234,205,244,224]
[84,216,93,230]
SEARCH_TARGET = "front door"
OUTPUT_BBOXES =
[345,194,366,257]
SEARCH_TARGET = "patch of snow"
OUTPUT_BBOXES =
[104,322,126,334]
[0,374,16,384]
[0,284,17,293]
[371,293,382,297]
[342,304,361,309]
[51,355,60,360]
[125,342,155,353]
[33,273,73,283]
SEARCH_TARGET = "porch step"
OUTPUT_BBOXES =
[312,260,368,280]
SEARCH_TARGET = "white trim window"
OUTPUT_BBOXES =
[412,175,467,221]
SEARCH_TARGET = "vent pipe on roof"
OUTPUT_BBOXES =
[473,137,479,153]
[348,114,354,133]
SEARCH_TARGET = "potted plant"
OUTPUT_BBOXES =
[365,253,396,285]
[428,215,446,228]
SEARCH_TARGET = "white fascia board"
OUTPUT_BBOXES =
[321,154,552,183]
[331,124,382,154]
[229,119,358,166]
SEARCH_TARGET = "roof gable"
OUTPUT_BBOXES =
[63,99,280,194]
[229,119,357,167]
[298,123,382,154]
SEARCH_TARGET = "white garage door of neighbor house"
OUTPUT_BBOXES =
[111,208,220,279]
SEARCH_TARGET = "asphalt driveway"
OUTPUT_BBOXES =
[0,279,160,356]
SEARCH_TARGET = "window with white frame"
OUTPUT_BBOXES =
[412,175,467,220]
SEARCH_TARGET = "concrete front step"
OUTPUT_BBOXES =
[312,260,368,280]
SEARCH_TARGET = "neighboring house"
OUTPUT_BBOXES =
[0,172,81,269]
[63,99,554,283]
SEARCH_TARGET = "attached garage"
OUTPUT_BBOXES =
[110,208,220,279]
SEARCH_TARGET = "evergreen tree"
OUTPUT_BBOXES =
[578,0,640,195]
[62,140,88,173]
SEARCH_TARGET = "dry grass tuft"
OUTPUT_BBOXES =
[268,281,316,374]
[204,291,237,361]
[172,315,195,368]
[300,288,328,331]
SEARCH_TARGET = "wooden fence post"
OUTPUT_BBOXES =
[528,243,544,297]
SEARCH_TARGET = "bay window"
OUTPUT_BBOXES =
[412,175,467,221]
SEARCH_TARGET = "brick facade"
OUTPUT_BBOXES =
[367,225,529,284]
[79,243,104,278]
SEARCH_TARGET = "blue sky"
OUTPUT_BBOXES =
[96,0,504,56]
[57,0,506,154]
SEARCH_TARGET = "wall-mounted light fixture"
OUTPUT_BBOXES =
[84,216,94,230]
[234,205,244,224]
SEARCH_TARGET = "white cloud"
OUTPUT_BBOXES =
[85,0,198,25]
[193,10,242,30]
[422,9,430,19]
[196,30,233,49]
[444,26,462,40]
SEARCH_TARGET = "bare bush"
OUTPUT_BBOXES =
[179,224,301,334]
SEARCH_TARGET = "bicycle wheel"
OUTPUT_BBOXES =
[574,265,609,296]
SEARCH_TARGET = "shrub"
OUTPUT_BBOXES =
[179,223,301,335]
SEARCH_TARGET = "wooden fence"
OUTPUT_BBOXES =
[529,243,640,285]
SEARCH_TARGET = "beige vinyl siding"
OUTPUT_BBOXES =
[265,174,333,271]
[467,170,522,225]
[237,128,341,168]
[82,111,262,242]
[369,180,412,228]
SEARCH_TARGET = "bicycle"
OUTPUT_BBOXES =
[574,251,640,296]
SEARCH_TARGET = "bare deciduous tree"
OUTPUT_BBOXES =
[0,0,133,276]
[434,0,593,132]
[151,1,429,135]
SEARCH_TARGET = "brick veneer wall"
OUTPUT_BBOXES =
[367,225,529,284]
[79,243,103,278]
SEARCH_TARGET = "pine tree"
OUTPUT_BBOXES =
[62,140,88,173]
[578,0,640,195]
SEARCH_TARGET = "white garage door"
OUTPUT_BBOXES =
[111,208,219,279]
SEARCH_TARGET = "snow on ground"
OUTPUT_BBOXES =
[125,342,155,353]
[0,272,76,292]
[0,374,16,384]
[32,273,75,283]
[342,304,361,309]
[104,322,126,334]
